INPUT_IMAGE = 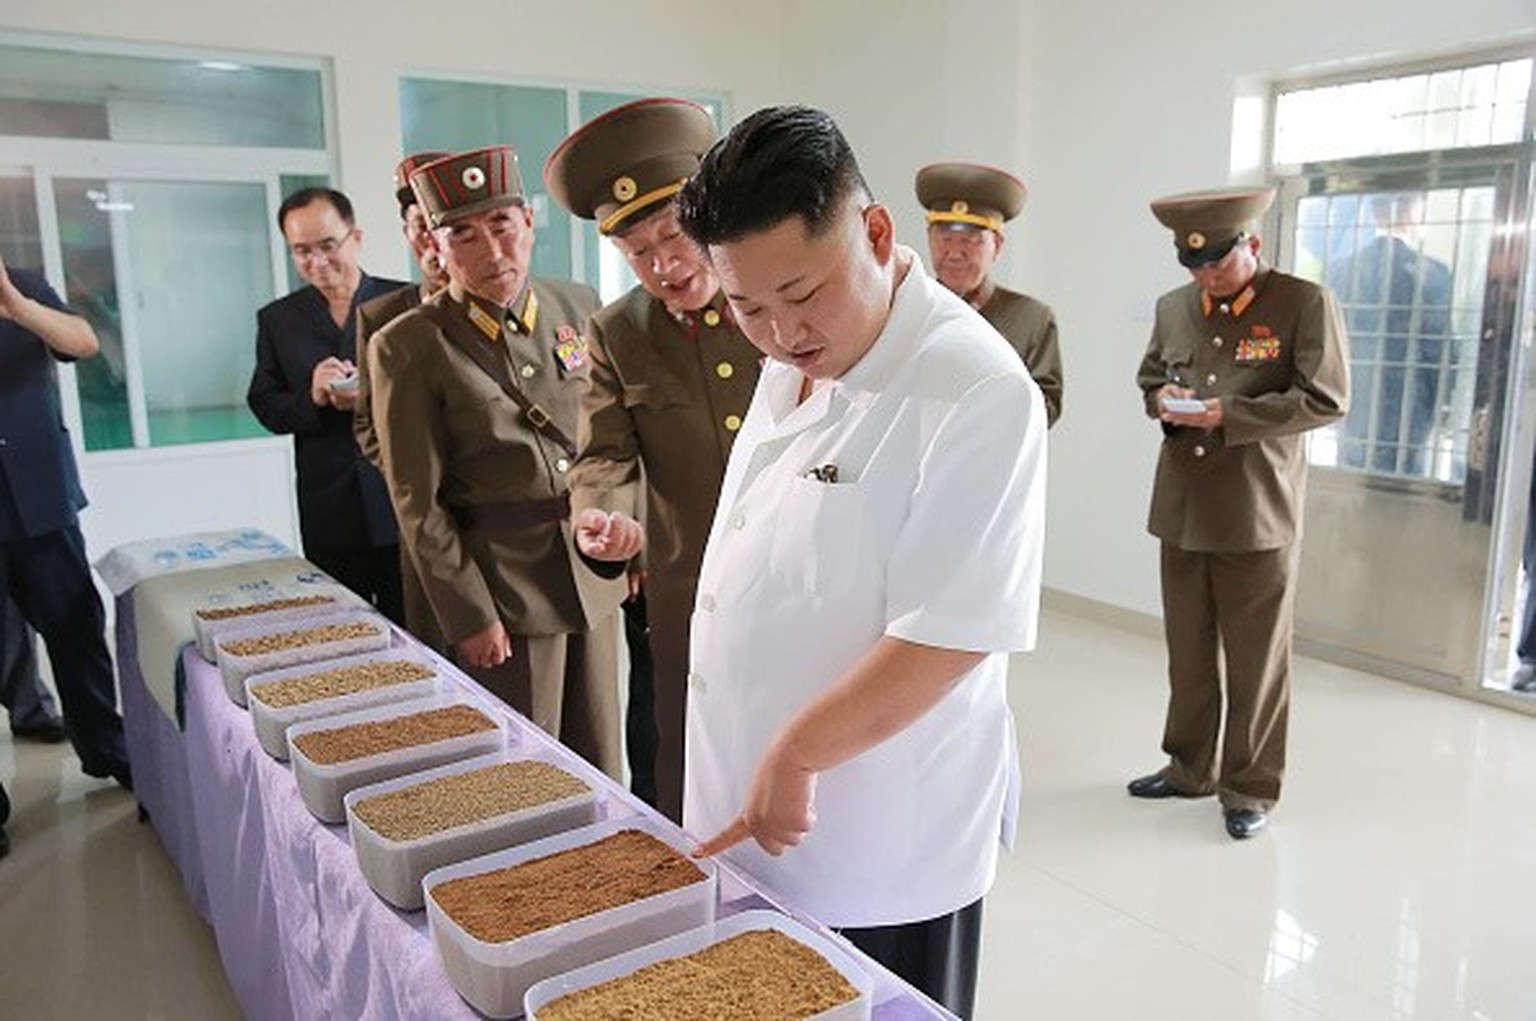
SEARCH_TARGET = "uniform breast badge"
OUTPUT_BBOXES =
[554,324,589,372]
[1235,325,1281,363]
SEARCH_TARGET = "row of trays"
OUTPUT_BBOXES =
[193,596,873,1019]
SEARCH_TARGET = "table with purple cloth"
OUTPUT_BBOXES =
[116,589,957,1021]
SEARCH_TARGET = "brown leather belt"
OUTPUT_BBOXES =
[450,492,570,532]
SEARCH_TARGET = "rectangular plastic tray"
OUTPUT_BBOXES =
[344,748,603,911]
[245,648,442,760]
[286,693,507,824]
[213,610,393,707]
[524,909,872,1021]
[423,816,717,1019]
[192,588,357,662]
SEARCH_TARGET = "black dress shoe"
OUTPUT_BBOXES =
[11,716,67,744]
[1223,807,1267,839]
[1127,773,1204,799]
[83,760,134,792]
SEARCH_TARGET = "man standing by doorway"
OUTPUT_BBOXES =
[1129,186,1349,840]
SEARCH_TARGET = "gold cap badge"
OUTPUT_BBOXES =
[1187,231,1206,249]
[612,175,637,202]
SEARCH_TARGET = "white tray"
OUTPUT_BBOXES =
[245,649,442,760]
[213,610,393,707]
[424,816,717,1019]
[345,749,602,911]
[525,909,872,1020]
[192,589,356,662]
[287,693,507,824]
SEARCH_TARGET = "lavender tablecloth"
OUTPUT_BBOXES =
[118,592,956,1021]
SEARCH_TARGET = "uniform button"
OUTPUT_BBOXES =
[1194,445,1207,458]
[715,361,734,379]
[520,364,537,379]
[1205,373,1217,386]
[1212,336,1223,347]
[724,414,742,432]
[1218,303,1231,315]
[730,512,746,530]
[687,671,705,692]
[555,457,569,473]
[699,593,716,612]
[703,309,721,327]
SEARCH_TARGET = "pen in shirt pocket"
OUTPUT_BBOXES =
[805,463,839,483]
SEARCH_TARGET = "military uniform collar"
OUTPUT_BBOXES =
[1201,264,1271,319]
[455,284,541,341]
[963,276,996,311]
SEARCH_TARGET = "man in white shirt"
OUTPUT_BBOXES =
[584,105,1047,1017]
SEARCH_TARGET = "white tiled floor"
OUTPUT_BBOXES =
[1,605,1533,1020]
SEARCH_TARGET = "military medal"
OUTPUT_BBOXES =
[554,324,588,371]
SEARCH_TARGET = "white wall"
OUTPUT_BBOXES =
[6,0,1535,618]
[781,0,1535,618]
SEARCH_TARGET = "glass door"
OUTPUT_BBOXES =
[1275,147,1529,687]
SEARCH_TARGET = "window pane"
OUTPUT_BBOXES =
[0,173,43,267]
[56,178,275,449]
[1275,58,1531,163]
[399,79,572,281]
[53,180,132,450]
[0,44,324,148]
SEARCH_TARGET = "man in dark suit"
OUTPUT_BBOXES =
[1328,192,1452,477]
[0,255,133,856]
[248,188,408,623]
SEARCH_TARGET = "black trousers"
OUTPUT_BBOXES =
[2,602,58,729]
[0,525,125,776]
[622,592,658,808]
[306,543,404,626]
[840,898,985,1019]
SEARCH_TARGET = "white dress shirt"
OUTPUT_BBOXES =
[683,252,1047,927]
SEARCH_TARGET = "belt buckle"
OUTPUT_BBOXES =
[526,404,551,428]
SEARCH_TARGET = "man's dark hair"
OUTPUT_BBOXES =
[678,105,870,247]
[277,187,355,233]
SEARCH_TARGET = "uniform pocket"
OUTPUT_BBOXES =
[768,476,863,595]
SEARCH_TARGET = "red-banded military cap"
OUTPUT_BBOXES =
[410,146,525,228]
[393,151,449,216]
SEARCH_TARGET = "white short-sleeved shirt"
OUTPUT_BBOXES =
[683,251,1047,927]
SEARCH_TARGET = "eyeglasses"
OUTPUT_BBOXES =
[288,231,355,261]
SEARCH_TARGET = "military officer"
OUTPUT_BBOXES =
[354,151,449,651]
[368,146,626,778]
[1129,185,1349,840]
[544,97,762,823]
[917,161,1063,425]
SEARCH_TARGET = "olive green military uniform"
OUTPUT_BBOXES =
[571,286,759,820]
[917,160,1063,426]
[544,96,760,821]
[370,278,626,778]
[1135,187,1349,813]
[352,282,445,652]
[971,280,1063,425]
